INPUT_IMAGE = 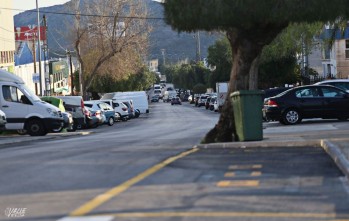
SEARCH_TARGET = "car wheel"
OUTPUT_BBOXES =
[52,126,63,133]
[135,110,140,118]
[17,129,27,135]
[26,119,47,136]
[108,117,114,126]
[282,109,301,125]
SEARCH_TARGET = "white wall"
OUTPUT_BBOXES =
[14,62,45,94]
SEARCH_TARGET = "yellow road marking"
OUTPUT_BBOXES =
[229,164,262,170]
[251,171,262,176]
[224,172,235,177]
[84,211,347,219]
[224,171,261,177]
[217,180,259,187]
[69,147,199,216]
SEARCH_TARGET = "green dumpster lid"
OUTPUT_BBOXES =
[231,90,265,97]
[41,96,66,112]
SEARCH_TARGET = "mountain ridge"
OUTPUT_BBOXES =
[14,0,219,63]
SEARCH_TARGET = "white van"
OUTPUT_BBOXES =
[0,70,64,136]
[101,91,149,114]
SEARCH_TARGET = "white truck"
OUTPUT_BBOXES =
[101,91,149,114]
[160,75,166,83]
[216,82,229,110]
[163,90,177,102]
[0,70,64,136]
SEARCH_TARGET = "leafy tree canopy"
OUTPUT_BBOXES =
[206,37,232,88]
[164,0,349,32]
[261,22,323,63]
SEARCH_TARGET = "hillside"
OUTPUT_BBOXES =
[14,0,220,63]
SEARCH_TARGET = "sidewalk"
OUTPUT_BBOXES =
[197,125,349,178]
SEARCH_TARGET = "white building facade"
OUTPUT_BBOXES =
[0,0,15,72]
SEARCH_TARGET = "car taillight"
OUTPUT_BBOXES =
[267,100,278,107]
[122,107,127,111]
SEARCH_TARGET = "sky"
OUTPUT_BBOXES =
[13,0,70,14]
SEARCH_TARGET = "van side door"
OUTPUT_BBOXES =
[1,85,31,130]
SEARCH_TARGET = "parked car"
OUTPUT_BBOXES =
[171,97,182,105]
[194,95,200,106]
[188,95,193,103]
[263,85,349,125]
[99,99,129,121]
[209,96,217,111]
[151,95,160,102]
[314,79,349,92]
[262,87,291,101]
[84,107,103,128]
[84,101,116,126]
[122,100,135,119]
[197,95,209,107]
[55,96,86,130]
[0,109,7,131]
[41,96,75,132]
[181,94,190,102]
[205,96,212,109]
[59,112,74,132]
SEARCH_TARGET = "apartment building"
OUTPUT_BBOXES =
[0,0,15,72]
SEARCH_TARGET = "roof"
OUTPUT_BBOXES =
[320,28,349,40]
[15,41,47,66]
[0,69,25,83]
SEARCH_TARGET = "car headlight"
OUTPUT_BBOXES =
[47,108,59,117]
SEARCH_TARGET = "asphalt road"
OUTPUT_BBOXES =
[0,102,349,221]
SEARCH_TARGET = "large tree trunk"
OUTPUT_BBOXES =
[202,27,282,143]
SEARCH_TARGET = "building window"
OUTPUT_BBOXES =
[346,40,349,59]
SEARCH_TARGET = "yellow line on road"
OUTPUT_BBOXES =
[69,147,199,216]
[251,171,262,176]
[217,180,260,187]
[224,172,235,177]
[86,211,347,219]
[229,164,262,170]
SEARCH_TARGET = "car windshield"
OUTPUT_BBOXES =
[22,85,41,102]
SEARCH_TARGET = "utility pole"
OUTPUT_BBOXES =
[195,31,201,63]
[36,0,43,96]
[43,14,49,95]
[161,49,166,66]
[74,0,84,97]
[32,38,38,95]
[67,51,74,95]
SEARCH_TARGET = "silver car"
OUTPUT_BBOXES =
[314,79,349,93]
[0,109,7,131]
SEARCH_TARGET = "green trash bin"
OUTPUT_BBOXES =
[231,90,264,141]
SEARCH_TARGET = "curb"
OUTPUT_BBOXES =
[321,139,349,178]
[197,140,321,149]
[0,131,92,149]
